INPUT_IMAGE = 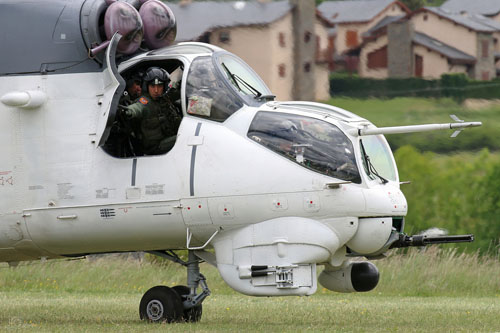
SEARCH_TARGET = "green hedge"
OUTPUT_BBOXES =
[330,73,500,100]
[395,146,500,253]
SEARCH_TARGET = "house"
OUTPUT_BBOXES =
[358,7,500,80]
[440,0,500,72]
[412,7,500,80]
[169,0,332,101]
[317,0,410,71]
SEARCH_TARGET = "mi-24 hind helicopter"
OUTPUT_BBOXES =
[0,0,480,324]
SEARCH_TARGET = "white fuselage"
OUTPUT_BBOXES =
[0,52,407,264]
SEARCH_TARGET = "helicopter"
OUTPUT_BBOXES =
[0,0,480,324]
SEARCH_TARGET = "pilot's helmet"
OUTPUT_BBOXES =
[144,67,170,86]
[278,120,298,133]
[274,120,298,140]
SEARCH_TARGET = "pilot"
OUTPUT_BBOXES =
[122,75,143,105]
[123,67,182,155]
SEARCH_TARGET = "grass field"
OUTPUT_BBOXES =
[1,248,499,332]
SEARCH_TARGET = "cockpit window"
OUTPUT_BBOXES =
[185,56,243,122]
[248,112,361,183]
[360,136,398,182]
[217,54,273,103]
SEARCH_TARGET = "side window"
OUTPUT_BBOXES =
[185,57,243,122]
[102,60,184,158]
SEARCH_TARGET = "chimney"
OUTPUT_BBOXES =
[388,19,414,78]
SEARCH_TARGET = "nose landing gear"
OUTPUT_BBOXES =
[139,250,210,323]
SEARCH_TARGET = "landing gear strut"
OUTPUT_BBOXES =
[139,250,211,323]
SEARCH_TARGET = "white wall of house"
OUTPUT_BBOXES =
[494,32,500,53]
[269,13,295,101]
[210,25,274,89]
[411,12,477,57]
[494,31,500,72]
[315,21,329,54]
[210,14,294,101]
[413,45,468,78]
[315,64,330,101]
[359,35,389,79]
[315,20,331,101]
[334,3,407,55]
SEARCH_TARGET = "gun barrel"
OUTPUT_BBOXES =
[390,234,474,248]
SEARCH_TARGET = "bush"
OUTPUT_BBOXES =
[329,73,500,100]
[395,146,500,254]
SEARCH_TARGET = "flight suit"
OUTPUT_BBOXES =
[125,93,182,155]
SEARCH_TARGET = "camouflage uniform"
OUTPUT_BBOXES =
[125,93,182,155]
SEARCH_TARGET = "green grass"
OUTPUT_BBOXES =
[1,249,499,331]
[1,292,498,332]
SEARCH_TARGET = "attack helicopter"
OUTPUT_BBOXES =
[0,0,480,323]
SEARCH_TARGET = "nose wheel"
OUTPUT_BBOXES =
[139,286,183,323]
[140,250,210,323]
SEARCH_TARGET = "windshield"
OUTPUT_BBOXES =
[360,135,398,182]
[248,112,361,183]
[185,56,244,122]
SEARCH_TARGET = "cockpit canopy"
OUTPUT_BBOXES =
[248,111,361,184]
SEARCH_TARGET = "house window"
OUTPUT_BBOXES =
[304,31,312,43]
[199,32,211,43]
[278,64,286,78]
[346,30,358,48]
[315,35,321,61]
[367,46,387,69]
[482,71,490,81]
[279,32,286,47]
[482,40,489,58]
[423,14,428,21]
[328,35,335,71]
[415,55,423,78]
[219,31,230,44]
[304,62,311,73]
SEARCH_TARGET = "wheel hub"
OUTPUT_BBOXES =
[146,300,164,321]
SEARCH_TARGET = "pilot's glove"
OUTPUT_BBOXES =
[121,104,143,120]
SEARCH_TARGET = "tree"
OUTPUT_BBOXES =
[399,0,426,11]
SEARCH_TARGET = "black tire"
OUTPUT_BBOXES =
[172,285,203,322]
[139,286,183,323]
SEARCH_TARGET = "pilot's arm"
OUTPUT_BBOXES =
[123,97,148,120]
